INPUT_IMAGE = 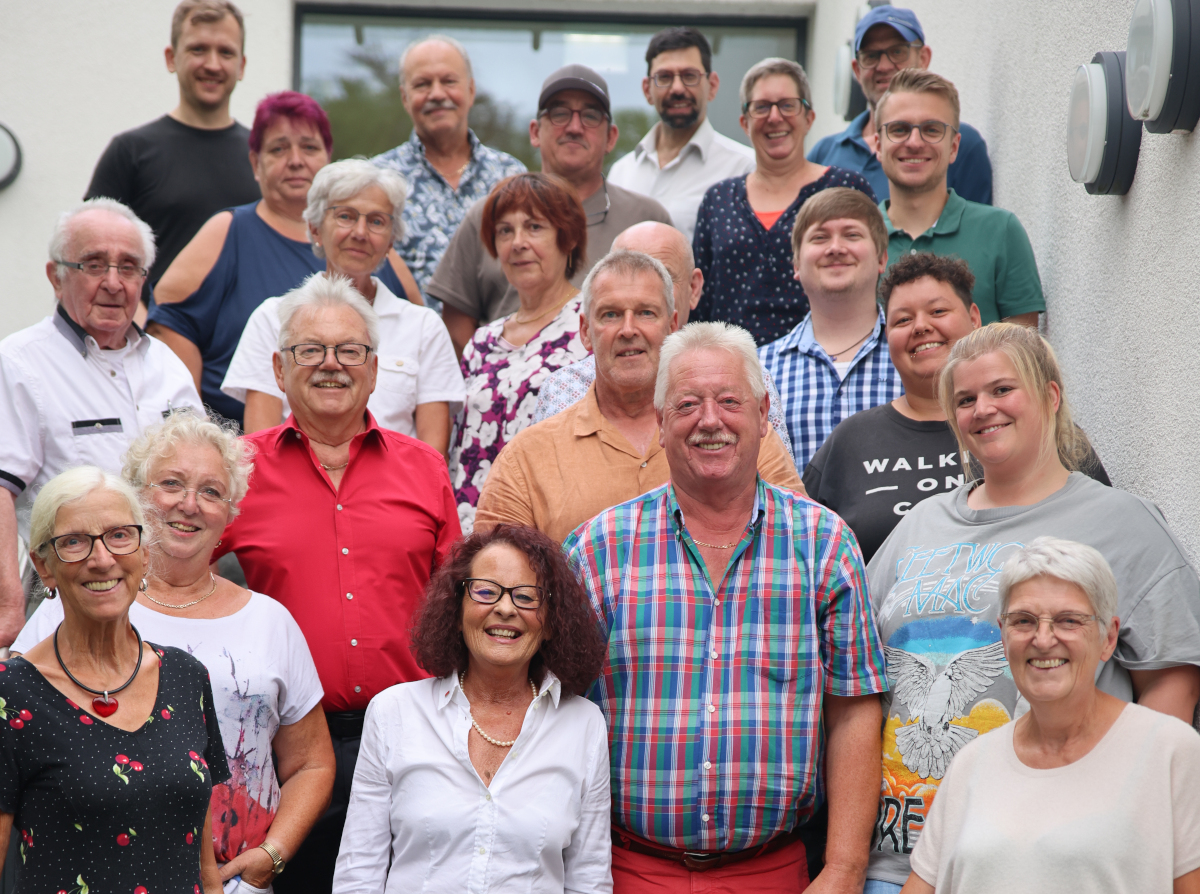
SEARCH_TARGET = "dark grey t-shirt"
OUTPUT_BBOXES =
[863,472,1200,884]
[426,179,671,323]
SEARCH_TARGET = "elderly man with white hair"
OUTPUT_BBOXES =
[373,34,526,306]
[213,273,461,891]
[565,321,887,894]
[0,198,202,643]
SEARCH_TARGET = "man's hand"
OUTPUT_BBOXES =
[0,492,27,648]
[219,843,277,888]
[805,862,867,894]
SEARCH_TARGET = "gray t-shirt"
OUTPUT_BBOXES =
[426,179,671,323]
[864,472,1200,885]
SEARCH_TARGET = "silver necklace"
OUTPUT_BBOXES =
[459,671,537,747]
[142,572,217,609]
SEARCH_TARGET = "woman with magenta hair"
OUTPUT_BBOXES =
[147,91,421,428]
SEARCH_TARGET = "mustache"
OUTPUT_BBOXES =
[686,431,738,447]
[420,98,458,113]
[309,370,353,387]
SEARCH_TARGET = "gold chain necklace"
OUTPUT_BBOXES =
[142,572,218,609]
[459,671,538,747]
[512,288,577,325]
[691,537,738,549]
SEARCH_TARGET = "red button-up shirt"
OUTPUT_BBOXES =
[216,413,461,711]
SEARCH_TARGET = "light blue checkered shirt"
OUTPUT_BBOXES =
[759,308,903,470]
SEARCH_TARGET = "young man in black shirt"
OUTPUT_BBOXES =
[85,0,260,305]
[804,253,1109,561]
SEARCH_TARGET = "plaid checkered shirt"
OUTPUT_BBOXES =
[758,308,904,471]
[565,477,887,852]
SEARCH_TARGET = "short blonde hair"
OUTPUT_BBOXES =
[29,467,147,562]
[791,187,888,261]
[654,321,765,411]
[876,68,961,129]
[122,410,254,515]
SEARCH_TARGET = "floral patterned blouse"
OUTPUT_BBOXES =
[0,644,230,894]
[449,296,589,533]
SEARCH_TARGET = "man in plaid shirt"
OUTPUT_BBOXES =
[567,321,887,893]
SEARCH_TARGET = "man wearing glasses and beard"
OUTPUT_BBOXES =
[608,27,756,242]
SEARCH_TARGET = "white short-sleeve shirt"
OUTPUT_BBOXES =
[0,307,203,540]
[221,277,465,436]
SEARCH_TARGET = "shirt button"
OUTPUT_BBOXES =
[640,462,647,468]
[485,792,492,801]
[711,650,718,659]
[346,593,353,600]
[342,548,349,555]
[350,639,358,646]
[910,248,917,255]
[395,360,404,367]
[704,761,712,770]
[714,598,721,606]
[707,704,715,713]
[701,813,711,823]
[354,685,361,693]
[294,431,302,439]
[337,504,343,511]
[109,370,116,377]
[479,847,486,855]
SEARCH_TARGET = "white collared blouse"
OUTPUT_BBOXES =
[332,671,612,894]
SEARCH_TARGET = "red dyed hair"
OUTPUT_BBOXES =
[480,173,588,279]
[249,91,333,155]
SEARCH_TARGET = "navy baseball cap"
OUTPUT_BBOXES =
[854,7,926,53]
[538,64,611,116]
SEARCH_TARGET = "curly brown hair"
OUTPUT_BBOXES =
[410,525,607,697]
[879,251,976,312]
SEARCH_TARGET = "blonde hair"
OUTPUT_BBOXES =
[938,323,1091,479]
[876,68,961,129]
[29,467,147,562]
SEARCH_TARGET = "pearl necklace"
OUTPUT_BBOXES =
[142,572,218,609]
[459,671,537,748]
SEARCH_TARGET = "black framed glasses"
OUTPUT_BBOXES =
[856,42,922,69]
[742,97,811,118]
[327,206,394,235]
[146,479,232,507]
[651,69,705,88]
[880,120,957,144]
[56,259,148,281]
[286,343,372,367]
[461,578,548,610]
[44,525,143,563]
[998,611,1101,636]
[540,106,609,128]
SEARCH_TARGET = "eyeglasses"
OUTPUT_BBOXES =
[651,69,705,88]
[56,260,148,281]
[540,106,609,128]
[999,611,1102,636]
[880,120,957,143]
[43,525,143,564]
[856,42,922,69]
[461,578,548,610]
[147,479,232,507]
[286,343,372,366]
[742,97,811,118]
[327,206,394,235]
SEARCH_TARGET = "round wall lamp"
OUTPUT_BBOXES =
[1126,0,1200,133]
[1067,52,1142,195]
[0,124,21,191]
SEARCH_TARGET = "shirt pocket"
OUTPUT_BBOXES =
[70,418,126,469]
[376,355,420,421]
[744,594,801,684]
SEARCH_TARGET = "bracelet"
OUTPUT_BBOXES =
[258,840,286,877]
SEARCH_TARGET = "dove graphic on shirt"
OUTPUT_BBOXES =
[885,640,1009,779]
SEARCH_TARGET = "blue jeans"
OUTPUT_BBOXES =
[863,881,904,894]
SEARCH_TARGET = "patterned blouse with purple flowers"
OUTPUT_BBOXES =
[450,296,589,533]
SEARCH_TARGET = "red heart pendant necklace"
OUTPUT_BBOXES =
[53,622,143,719]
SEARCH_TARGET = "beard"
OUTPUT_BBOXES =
[659,96,701,131]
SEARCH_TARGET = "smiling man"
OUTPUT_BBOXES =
[85,1,260,307]
[759,187,904,470]
[373,36,525,307]
[608,27,755,241]
[474,249,801,543]
[566,320,886,894]
[427,64,671,357]
[214,274,459,892]
[0,199,202,644]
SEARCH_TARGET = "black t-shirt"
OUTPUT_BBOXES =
[85,115,261,296]
[803,402,1111,563]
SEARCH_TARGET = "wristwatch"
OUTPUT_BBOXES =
[258,841,286,877]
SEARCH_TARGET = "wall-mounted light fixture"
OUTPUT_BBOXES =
[0,124,20,191]
[1067,52,1142,195]
[1126,0,1200,133]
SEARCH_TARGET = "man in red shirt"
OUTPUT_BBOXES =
[216,275,460,892]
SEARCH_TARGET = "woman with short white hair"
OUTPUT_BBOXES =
[222,158,464,458]
[901,537,1200,894]
[14,412,336,893]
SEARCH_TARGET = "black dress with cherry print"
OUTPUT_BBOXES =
[0,643,230,894]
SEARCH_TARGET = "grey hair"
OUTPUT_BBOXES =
[276,273,381,352]
[122,410,254,517]
[29,466,148,563]
[399,34,473,84]
[739,57,813,109]
[654,321,766,411]
[49,198,157,277]
[580,249,675,319]
[998,537,1119,632]
[302,158,408,256]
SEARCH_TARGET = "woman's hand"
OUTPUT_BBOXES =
[200,805,224,894]
[220,844,278,888]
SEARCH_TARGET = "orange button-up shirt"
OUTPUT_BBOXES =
[474,384,804,543]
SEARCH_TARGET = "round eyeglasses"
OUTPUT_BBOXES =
[327,206,394,235]
[460,578,548,610]
[287,343,372,367]
[880,120,957,144]
[43,525,143,563]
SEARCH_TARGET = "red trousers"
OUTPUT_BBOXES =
[611,838,810,894]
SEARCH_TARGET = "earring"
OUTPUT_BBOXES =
[139,578,148,593]
[42,584,57,600]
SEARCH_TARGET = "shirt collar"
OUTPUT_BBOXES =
[368,277,402,317]
[54,303,144,357]
[778,306,886,362]
[275,410,388,451]
[634,116,718,164]
[667,479,767,543]
[834,110,872,149]
[883,189,966,238]
[573,382,607,438]
[410,128,482,161]
[438,668,564,711]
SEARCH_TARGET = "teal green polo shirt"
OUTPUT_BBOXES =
[882,189,1045,324]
